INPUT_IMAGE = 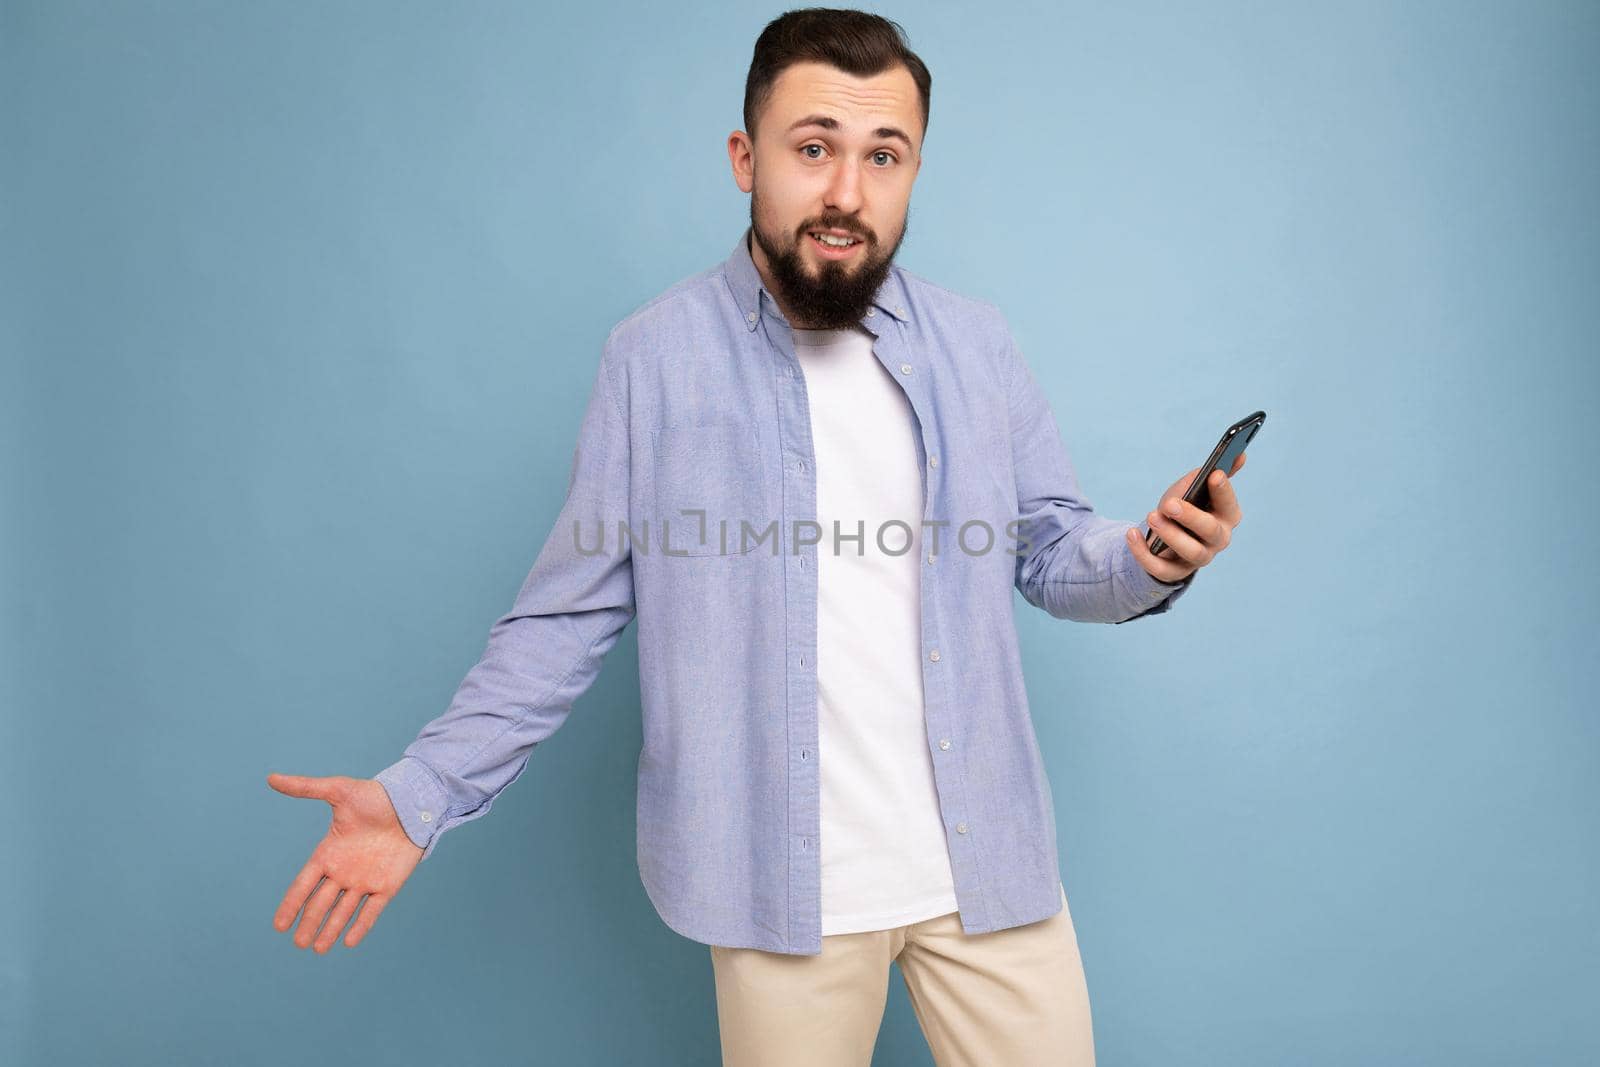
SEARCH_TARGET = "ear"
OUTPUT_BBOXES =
[728,131,755,193]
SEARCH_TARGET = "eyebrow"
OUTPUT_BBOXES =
[786,114,915,152]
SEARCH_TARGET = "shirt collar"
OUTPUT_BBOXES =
[723,225,912,332]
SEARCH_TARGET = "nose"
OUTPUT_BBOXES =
[823,157,864,219]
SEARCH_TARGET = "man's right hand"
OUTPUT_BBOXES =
[267,773,425,954]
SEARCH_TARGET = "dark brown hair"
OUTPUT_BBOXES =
[743,8,932,147]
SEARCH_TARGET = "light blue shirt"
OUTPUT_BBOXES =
[376,228,1195,955]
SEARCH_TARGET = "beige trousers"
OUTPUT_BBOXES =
[709,882,1095,1066]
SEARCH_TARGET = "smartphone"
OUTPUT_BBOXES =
[1146,410,1265,556]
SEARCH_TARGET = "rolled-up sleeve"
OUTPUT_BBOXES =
[375,334,636,859]
[1001,316,1196,624]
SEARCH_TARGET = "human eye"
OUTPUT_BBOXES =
[800,143,826,160]
[871,150,898,167]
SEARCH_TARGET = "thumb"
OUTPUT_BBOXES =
[266,772,340,801]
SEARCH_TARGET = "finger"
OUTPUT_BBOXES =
[1160,495,1228,551]
[314,889,365,954]
[1230,450,1247,475]
[1125,525,1192,583]
[1204,467,1242,525]
[343,893,390,948]
[266,773,338,802]
[273,858,328,933]
[1147,507,1213,568]
[293,877,342,949]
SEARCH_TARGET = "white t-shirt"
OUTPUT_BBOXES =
[790,323,961,936]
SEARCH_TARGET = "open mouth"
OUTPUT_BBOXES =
[807,231,864,258]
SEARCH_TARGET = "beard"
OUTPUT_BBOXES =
[749,185,909,330]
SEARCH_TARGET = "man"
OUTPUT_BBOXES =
[269,9,1245,1065]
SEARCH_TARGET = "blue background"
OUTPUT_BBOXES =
[4,1,1596,1063]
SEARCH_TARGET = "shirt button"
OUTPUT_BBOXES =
[899,363,912,375]
[419,811,432,823]
[927,552,936,564]
[928,454,938,468]
[928,648,940,662]
[896,306,906,317]
[938,739,951,750]
[746,311,757,323]
[866,307,876,317]
[956,822,968,834]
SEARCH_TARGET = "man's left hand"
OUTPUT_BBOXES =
[1125,451,1247,583]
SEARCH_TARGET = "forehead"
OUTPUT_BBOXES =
[765,61,921,142]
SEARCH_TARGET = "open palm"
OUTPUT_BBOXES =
[267,773,424,953]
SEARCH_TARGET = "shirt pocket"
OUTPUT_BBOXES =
[651,421,768,557]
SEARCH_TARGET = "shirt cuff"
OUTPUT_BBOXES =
[374,756,450,860]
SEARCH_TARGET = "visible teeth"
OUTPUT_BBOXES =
[812,232,857,247]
